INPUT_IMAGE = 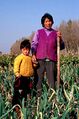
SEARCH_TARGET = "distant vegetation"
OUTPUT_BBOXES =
[9,20,79,55]
[59,20,79,53]
[10,32,34,55]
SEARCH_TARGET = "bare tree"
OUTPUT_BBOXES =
[10,32,35,55]
[59,20,79,53]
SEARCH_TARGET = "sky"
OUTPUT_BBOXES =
[0,0,79,53]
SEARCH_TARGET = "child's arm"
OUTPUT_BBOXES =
[14,56,22,78]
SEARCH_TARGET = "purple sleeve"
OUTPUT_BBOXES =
[60,39,65,50]
[31,31,39,54]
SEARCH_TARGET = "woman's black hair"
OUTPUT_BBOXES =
[41,13,54,27]
[20,39,31,50]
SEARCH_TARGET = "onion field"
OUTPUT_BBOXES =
[0,54,79,119]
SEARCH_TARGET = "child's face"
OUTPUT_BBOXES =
[22,48,30,56]
[44,18,52,29]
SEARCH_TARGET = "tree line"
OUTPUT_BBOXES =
[10,19,79,55]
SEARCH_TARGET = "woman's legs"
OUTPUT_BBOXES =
[37,60,45,96]
[46,61,57,89]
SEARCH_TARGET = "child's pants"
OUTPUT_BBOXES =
[12,76,33,107]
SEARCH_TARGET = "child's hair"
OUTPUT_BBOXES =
[20,39,31,50]
[41,13,54,27]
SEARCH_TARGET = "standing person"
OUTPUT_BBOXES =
[31,13,65,96]
[12,39,38,109]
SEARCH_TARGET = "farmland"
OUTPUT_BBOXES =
[0,54,79,119]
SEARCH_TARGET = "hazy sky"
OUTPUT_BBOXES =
[0,0,79,53]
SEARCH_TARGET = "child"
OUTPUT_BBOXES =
[12,39,38,108]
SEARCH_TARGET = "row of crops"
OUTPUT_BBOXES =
[0,54,79,119]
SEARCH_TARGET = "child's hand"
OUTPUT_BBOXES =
[16,74,21,79]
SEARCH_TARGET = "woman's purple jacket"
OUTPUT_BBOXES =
[31,28,65,61]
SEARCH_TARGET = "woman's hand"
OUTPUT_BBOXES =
[32,55,38,67]
[57,31,62,39]
[32,55,37,63]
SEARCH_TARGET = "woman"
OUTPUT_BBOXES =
[31,13,65,96]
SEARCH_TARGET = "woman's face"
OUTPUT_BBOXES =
[44,18,52,29]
